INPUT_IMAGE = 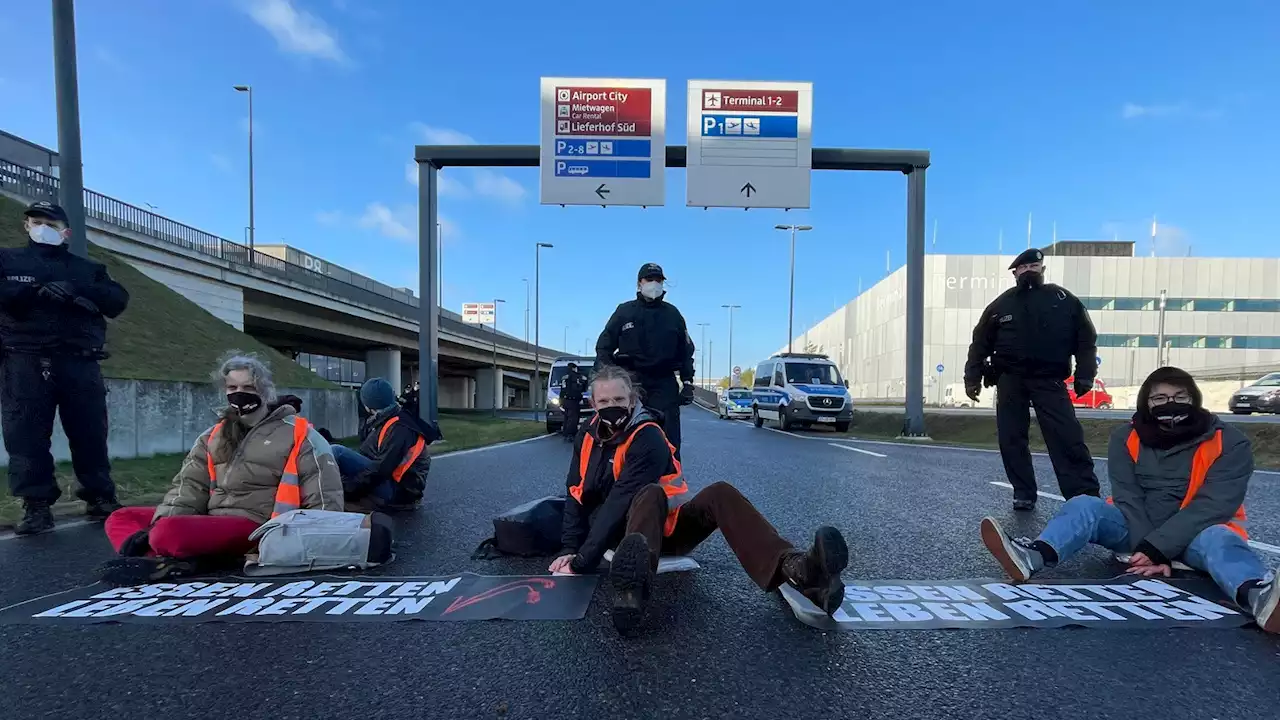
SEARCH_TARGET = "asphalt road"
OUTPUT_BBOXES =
[2,406,1279,719]
[857,404,1280,423]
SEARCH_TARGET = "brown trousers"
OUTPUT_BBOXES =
[624,481,795,590]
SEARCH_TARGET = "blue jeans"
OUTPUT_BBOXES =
[331,445,393,503]
[1038,495,1268,601]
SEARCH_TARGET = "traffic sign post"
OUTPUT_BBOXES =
[936,364,944,405]
[685,80,813,209]
[461,302,496,325]
[540,77,666,207]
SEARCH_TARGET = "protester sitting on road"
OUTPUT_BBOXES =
[548,363,850,634]
[100,353,343,584]
[980,366,1280,633]
[332,378,435,512]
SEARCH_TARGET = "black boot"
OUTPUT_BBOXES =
[97,557,200,587]
[781,526,849,616]
[15,500,55,536]
[1013,499,1036,512]
[609,532,654,635]
[76,488,122,520]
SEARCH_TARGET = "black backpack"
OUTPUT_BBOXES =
[472,496,565,559]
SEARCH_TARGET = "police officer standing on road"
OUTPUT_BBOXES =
[1,201,130,535]
[963,247,1101,511]
[595,263,696,460]
[559,362,586,442]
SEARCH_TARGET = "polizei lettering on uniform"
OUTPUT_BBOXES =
[782,578,1248,630]
[0,573,602,625]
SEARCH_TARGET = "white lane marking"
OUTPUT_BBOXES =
[433,432,554,459]
[829,443,887,458]
[0,518,93,542]
[989,481,1065,502]
[987,481,1280,556]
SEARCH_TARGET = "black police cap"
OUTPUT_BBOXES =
[638,263,665,281]
[1008,248,1044,269]
[24,200,69,224]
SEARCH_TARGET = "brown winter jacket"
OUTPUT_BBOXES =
[153,405,344,525]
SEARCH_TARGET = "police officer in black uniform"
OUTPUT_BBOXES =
[963,247,1100,510]
[559,361,586,441]
[1,201,130,534]
[594,263,696,460]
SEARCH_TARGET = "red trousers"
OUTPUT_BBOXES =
[104,506,261,559]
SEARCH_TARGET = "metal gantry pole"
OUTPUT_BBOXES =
[697,322,710,387]
[52,0,87,258]
[723,305,740,380]
[903,166,928,436]
[788,228,796,352]
[492,299,504,416]
[416,160,441,426]
[534,243,553,420]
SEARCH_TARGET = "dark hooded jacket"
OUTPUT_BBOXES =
[561,404,678,573]
[0,241,129,354]
[355,405,438,504]
[1109,368,1254,562]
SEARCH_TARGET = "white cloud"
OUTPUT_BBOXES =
[243,0,346,63]
[1121,102,1222,120]
[472,169,526,203]
[358,202,413,241]
[411,123,476,145]
[211,153,233,172]
[315,209,343,226]
[93,46,128,73]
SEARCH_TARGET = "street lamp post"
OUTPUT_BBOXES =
[522,277,530,343]
[774,224,813,352]
[52,0,87,258]
[233,85,255,259]
[722,305,740,382]
[1156,289,1168,368]
[437,222,444,308]
[534,243,553,420]
[696,322,711,388]
[491,299,505,416]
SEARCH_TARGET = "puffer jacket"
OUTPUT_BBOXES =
[1108,415,1254,560]
[153,404,344,525]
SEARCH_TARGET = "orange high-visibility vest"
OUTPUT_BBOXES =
[570,417,688,536]
[206,416,311,519]
[1112,428,1248,539]
[377,416,427,483]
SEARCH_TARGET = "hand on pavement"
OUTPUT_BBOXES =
[1126,563,1171,578]
[548,554,577,574]
[1128,552,1154,567]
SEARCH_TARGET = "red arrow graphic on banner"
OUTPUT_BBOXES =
[442,578,557,616]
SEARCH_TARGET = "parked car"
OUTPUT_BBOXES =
[1228,372,1280,415]
[1066,376,1114,409]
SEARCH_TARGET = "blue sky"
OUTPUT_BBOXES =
[3,0,1278,377]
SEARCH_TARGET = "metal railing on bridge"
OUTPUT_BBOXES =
[0,157,563,359]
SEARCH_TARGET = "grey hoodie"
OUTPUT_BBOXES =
[1108,415,1254,559]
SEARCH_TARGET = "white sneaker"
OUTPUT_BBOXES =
[1252,579,1280,634]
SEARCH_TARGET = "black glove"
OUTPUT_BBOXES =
[38,281,75,303]
[72,296,100,314]
[680,383,695,405]
[119,530,152,557]
[965,383,981,402]
[1074,378,1093,397]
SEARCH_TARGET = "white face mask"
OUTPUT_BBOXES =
[639,281,664,300]
[28,224,65,246]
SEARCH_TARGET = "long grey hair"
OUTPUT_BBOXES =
[211,351,278,459]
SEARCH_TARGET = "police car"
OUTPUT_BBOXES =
[545,356,594,434]
[751,353,852,432]
[718,386,754,420]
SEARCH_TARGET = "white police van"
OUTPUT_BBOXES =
[545,356,594,434]
[751,353,852,432]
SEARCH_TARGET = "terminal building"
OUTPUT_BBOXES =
[785,241,1280,406]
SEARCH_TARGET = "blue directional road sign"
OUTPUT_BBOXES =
[936,364,945,373]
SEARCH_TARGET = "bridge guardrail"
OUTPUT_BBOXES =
[0,158,564,359]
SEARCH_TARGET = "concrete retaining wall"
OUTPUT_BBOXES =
[0,380,359,467]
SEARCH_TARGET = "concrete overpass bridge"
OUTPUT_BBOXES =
[0,153,565,409]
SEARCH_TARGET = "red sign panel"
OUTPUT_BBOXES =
[554,86,652,136]
[701,89,799,113]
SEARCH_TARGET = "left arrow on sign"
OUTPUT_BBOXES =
[595,184,610,200]
[740,182,756,197]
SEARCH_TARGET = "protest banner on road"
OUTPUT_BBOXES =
[782,577,1249,630]
[0,573,600,625]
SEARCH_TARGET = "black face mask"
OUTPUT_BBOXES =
[1016,271,1044,291]
[1151,401,1195,426]
[596,406,630,440]
[227,391,263,415]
